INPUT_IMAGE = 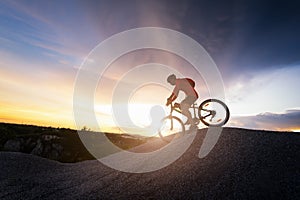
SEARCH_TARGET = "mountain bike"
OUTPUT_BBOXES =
[158,99,230,142]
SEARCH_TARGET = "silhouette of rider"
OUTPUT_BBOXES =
[166,74,198,126]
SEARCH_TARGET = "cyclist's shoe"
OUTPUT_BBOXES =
[174,103,181,109]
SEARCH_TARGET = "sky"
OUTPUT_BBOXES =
[0,0,300,132]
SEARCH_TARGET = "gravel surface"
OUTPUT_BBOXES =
[0,128,299,199]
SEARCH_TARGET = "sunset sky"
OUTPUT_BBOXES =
[1,0,300,132]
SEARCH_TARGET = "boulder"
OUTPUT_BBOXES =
[31,139,43,155]
[30,136,63,160]
[3,138,24,152]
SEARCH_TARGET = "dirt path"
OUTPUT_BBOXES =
[0,128,299,199]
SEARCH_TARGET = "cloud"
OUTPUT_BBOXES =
[225,64,300,116]
[229,109,300,131]
[0,0,99,65]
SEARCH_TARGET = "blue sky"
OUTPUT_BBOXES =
[0,0,300,131]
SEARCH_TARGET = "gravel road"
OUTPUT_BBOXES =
[0,128,299,199]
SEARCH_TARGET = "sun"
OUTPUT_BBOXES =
[95,103,168,136]
[128,103,165,127]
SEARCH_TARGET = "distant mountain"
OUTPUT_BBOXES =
[0,127,299,199]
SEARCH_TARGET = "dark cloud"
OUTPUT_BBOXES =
[173,0,300,79]
[2,0,299,80]
[78,0,300,88]
[230,109,300,131]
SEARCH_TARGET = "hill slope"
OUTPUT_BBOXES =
[0,128,299,199]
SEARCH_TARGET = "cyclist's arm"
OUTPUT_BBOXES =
[172,86,179,98]
[166,94,176,106]
[167,93,177,102]
[167,86,179,105]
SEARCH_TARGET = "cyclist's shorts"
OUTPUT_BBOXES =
[181,96,197,106]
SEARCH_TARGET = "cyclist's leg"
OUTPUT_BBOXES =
[181,103,192,124]
[180,96,197,125]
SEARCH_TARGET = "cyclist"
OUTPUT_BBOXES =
[166,74,198,127]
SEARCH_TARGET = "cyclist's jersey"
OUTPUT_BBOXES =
[172,78,198,98]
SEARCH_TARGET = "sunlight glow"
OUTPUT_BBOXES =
[95,103,167,135]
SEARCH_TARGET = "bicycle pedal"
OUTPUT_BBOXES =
[174,103,181,109]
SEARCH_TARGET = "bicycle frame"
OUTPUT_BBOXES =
[168,102,199,121]
[168,102,217,123]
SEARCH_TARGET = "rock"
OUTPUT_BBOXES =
[52,143,63,152]
[23,138,37,153]
[30,137,63,160]
[3,138,24,152]
[42,135,59,141]
[2,132,85,162]
[31,139,43,155]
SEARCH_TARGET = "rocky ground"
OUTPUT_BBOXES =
[0,127,299,199]
[0,123,147,162]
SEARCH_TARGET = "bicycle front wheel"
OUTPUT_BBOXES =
[158,116,185,142]
[198,99,230,127]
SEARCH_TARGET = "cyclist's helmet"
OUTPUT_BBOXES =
[167,74,176,84]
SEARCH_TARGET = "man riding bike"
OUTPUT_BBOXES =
[166,74,199,127]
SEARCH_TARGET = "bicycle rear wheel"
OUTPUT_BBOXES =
[198,99,230,127]
[158,116,185,142]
